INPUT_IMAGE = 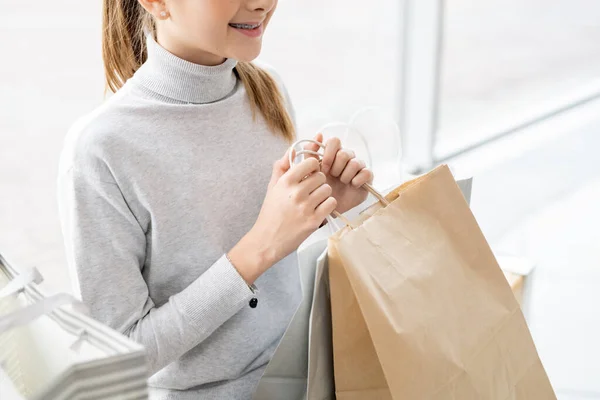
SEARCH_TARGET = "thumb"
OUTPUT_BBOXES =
[304,133,323,160]
[270,148,293,187]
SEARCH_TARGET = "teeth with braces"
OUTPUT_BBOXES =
[229,23,260,29]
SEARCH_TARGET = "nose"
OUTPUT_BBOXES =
[246,0,277,13]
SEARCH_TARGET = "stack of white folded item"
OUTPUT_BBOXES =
[0,253,148,400]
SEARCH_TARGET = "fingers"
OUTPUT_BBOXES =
[270,148,292,187]
[330,149,356,178]
[308,182,333,209]
[314,196,338,222]
[321,137,341,175]
[281,136,373,191]
[328,148,356,178]
[286,157,321,184]
[279,148,294,173]
[303,133,323,160]
[339,158,365,184]
[298,171,327,196]
[351,168,374,188]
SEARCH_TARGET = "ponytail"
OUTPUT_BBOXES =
[102,0,151,93]
[234,62,295,142]
[101,0,294,141]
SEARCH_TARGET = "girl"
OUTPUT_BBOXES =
[57,0,373,398]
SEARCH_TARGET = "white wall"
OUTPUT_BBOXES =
[1,1,104,293]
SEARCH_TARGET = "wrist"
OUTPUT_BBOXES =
[228,229,276,285]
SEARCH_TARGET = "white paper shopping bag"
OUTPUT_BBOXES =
[306,248,335,400]
[252,227,329,400]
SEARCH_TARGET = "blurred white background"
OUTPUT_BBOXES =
[1,0,600,397]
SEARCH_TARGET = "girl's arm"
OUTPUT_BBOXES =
[57,147,334,375]
[58,166,256,375]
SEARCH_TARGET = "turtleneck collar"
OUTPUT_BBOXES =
[132,35,238,104]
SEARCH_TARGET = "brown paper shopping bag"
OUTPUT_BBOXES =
[329,165,555,400]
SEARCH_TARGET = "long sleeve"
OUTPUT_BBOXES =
[57,165,255,375]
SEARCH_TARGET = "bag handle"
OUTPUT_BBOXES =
[289,139,390,229]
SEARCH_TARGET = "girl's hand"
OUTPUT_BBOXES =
[228,150,337,284]
[305,133,373,214]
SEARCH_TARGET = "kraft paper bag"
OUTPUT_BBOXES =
[253,192,378,400]
[328,165,555,399]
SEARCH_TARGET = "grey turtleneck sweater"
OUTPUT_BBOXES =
[57,36,302,399]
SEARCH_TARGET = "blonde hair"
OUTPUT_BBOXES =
[101,0,295,142]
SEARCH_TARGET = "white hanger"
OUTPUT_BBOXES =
[0,267,43,298]
[0,293,88,334]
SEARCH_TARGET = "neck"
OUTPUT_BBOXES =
[156,31,226,66]
[131,35,238,104]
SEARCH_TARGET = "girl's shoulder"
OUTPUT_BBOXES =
[57,84,139,181]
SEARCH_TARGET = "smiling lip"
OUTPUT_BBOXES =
[229,22,264,38]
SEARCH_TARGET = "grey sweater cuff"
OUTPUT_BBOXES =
[174,254,255,334]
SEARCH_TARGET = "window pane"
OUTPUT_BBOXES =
[437,0,600,152]
[260,0,404,188]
